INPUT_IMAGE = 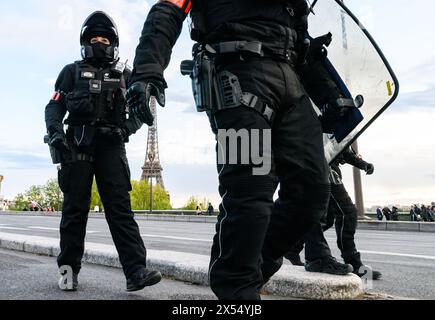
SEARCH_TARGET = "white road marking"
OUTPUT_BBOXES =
[141,234,212,243]
[0,227,28,231]
[28,226,99,234]
[360,250,435,261]
[28,227,58,231]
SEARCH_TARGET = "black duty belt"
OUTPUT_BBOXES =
[214,41,264,56]
[211,41,295,62]
[76,153,94,162]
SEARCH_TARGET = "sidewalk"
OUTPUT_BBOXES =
[0,231,363,300]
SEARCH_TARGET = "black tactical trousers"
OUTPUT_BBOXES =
[208,57,330,300]
[288,182,361,266]
[328,182,360,265]
[56,138,147,279]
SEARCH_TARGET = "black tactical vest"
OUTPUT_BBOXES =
[190,0,309,48]
[64,60,128,127]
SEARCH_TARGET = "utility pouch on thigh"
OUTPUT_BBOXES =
[215,71,276,124]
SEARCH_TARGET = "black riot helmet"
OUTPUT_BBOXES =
[80,11,119,62]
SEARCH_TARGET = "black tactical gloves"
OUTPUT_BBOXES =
[365,163,375,175]
[318,98,352,134]
[126,81,166,126]
[49,132,70,152]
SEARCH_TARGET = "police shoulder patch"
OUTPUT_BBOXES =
[159,0,192,14]
[51,92,62,101]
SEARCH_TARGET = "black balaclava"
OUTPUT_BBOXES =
[90,42,110,61]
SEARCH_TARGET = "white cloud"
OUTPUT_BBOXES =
[342,106,435,207]
[0,0,151,63]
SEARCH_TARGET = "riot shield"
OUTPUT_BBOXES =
[307,0,399,163]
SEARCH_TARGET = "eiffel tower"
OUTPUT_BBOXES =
[141,97,165,189]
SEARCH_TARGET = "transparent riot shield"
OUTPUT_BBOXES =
[308,0,399,163]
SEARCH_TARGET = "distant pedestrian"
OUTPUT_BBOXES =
[207,203,214,216]
[421,205,429,222]
[391,207,399,221]
[410,205,415,221]
[414,205,422,221]
[427,206,434,222]
[196,205,203,216]
[376,208,383,221]
[382,207,392,221]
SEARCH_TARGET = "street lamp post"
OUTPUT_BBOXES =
[148,152,155,214]
[149,174,153,215]
[352,141,365,218]
[0,175,4,198]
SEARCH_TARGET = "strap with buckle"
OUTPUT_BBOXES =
[241,92,275,124]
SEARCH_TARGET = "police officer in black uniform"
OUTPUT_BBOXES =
[45,11,162,292]
[286,147,382,280]
[126,0,350,300]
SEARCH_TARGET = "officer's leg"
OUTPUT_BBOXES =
[302,196,336,262]
[94,141,147,278]
[303,222,332,262]
[208,106,276,300]
[284,239,305,266]
[57,160,94,274]
[330,183,360,265]
[322,197,336,232]
[261,68,330,281]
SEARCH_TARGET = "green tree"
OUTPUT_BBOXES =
[183,196,199,210]
[10,193,28,211]
[152,184,172,210]
[130,180,172,210]
[90,179,103,210]
[43,179,63,211]
[26,185,45,209]
[10,178,172,213]
[130,180,150,210]
[182,196,213,211]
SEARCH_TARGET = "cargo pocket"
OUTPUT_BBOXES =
[65,91,94,114]
[58,164,71,193]
[120,156,132,191]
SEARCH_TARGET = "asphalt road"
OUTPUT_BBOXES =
[0,214,434,299]
[0,248,217,300]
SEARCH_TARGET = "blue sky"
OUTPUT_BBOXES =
[0,0,434,208]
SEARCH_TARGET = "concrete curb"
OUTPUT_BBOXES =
[0,232,363,300]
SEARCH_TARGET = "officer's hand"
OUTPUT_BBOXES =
[113,127,129,143]
[365,163,375,175]
[97,127,128,144]
[319,99,350,134]
[49,132,69,152]
[126,81,166,126]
